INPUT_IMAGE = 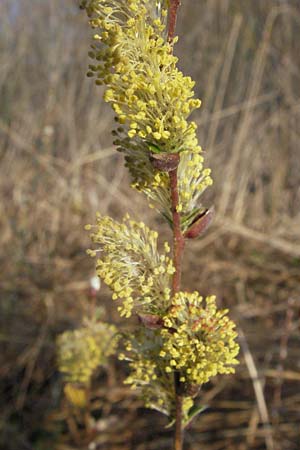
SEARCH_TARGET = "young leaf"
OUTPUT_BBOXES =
[184,404,208,428]
[147,142,162,154]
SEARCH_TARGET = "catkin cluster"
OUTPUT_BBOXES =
[56,0,241,426]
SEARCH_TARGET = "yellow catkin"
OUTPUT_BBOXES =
[57,320,118,384]
[160,292,239,385]
[88,214,174,317]
[81,0,200,153]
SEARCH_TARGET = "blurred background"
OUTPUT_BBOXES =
[1,0,300,449]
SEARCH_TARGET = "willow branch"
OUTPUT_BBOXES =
[168,0,181,42]
[169,167,185,450]
[169,168,185,297]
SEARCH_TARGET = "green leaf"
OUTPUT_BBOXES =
[183,404,208,428]
[147,142,162,154]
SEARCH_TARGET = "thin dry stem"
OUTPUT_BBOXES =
[238,328,275,450]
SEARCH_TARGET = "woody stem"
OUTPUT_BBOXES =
[169,167,185,450]
[168,0,181,42]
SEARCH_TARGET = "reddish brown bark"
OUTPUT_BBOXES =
[169,167,185,450]
[168,0,181,42]
[169,168,185,297]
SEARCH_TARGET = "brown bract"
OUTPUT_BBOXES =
[149,152,180,172]
[184,207,215,239]
[138,313,164,329]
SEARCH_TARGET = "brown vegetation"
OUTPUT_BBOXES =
[1,0,300,449]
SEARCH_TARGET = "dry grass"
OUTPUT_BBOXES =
[1,0,300,449]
